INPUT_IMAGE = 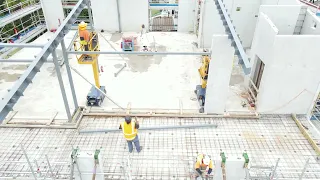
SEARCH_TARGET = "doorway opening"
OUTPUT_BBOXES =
[149,2,178,32]
[248,56,265,105]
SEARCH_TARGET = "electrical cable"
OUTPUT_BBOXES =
[259,89,315,113]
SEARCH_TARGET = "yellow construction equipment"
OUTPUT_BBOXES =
[194,56,211,113]
[73,21,106,106]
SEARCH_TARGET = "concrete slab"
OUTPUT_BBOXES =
[0,31,249,120]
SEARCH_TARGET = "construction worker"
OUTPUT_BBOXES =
[119,116,142,153]
[78,21,90,59]
[194,154,213,178]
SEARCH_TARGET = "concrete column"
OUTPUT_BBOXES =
[205,35,234,114]
[40,0,64,31]
[91,0,119,32]
[178,0,195,32]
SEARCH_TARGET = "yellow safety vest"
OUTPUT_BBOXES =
[80,40,88,45]
[121,122,138,140]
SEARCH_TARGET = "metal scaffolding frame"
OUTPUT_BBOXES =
[0,0,89,121]
[0,0,45,59]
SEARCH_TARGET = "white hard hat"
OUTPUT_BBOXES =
[80,21,85,25]
[203,155,211,165]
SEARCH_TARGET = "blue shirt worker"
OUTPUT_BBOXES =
[119,116,142,153]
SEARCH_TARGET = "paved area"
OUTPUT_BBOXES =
[0,115,319,179]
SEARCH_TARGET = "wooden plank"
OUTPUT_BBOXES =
[2,111,17,124]
[292,114,320,156]
[46,112,58,126]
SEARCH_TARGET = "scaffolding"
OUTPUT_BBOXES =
[0,0,45,58]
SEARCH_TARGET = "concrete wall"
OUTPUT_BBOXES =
[251,13,320,114]
[261,0,299,5]
[205,35,234,114]
[91,0,119,32]
[250,13,278,66]
[119,0,149,32]
[260,5,302,35]
[198,0,225,48]
[40,0,64,31]
[300,10,320,34]
[257,35,320,114]
[222,0,261,48]
[91,0,148,32]
[197,0,299,48]
[178,0,195,32]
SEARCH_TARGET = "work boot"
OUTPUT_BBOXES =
[138,146,143,153]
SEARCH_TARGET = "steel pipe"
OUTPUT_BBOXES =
[0,43,45,48]
[67,31,79,51]
[21,144,38,180]
[52,50,72,121]
[69,66,125,110]
[67,51,211,56]
[79,124,218,134]
[61,39,78,110]
[0,59,53,63]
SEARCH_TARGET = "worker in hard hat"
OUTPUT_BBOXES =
[194,154,214,178]
[119,116,142,153]
[78,21,91,59]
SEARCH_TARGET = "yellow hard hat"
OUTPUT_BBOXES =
[78,21,87,30]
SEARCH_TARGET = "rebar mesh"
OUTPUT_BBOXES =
[0,115,319,179]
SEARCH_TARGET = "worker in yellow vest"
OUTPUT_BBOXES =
[119,116,142,153]
[194,154,213,178]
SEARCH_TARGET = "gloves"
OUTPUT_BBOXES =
[196,168,202,175]
[208,168,212,174]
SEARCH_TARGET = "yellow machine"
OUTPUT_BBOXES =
[194,56,211,113]
[74,22,106,106]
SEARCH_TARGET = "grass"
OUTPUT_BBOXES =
[151,9,161,17]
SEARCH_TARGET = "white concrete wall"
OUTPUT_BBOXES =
[194,0,199,33]
[300,10,320,34]
[91,0,119,32]
[40,0,64,31]
[224,0,261,48]
[198,0,225,48]
[197,0,299,48]
[250,13,278,66]
[256,35,320,114]
[119,0,149,32]
[251,12,320,114]
[178,0,195,32]
[260,5,302,35]
[205,35,234,114]
[261,0,299,5]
